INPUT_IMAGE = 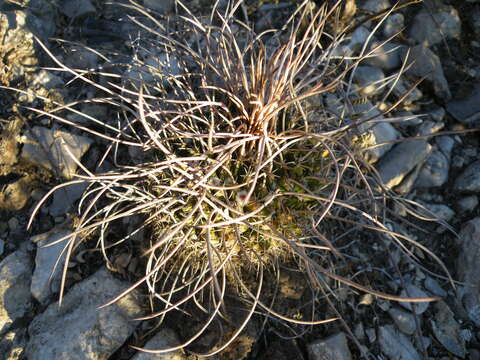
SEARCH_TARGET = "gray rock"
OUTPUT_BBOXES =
[60,0,96,18]
[409,7,461,47]
[469,7,480,37]
[31,70,64,89]
[388,307,417,335]
[446,85,480,125]
[457,218,480,326]
[378,325,421,360]
[435,136,454,160]
[417,120,444,136]
[307,332,352,360]
[391,78,423,105]
[65,48,99,70]
[354,121,400,163]
[359,0,391,12]
[414,151,449,188]
[66,103,109,125]
[424,277,447,298]
[431,301,466,358]
[30,229,72,304]
[132,328,186,360]
[364,42,404,71]
[429,107,446,122]
[21,126,92,179]
[420,202,455,223]
[347,26,370,53]
[49,182,89,217]
[376,140,431,189]
[0,249,33,335]
[26,268,143,360]
[383,13,404,39]
[0,240,4,256]
[353,66,385,96]
[457,195,479,212]
[144,0,175,13]
[454,160,480,193]
[402,45,451,100]
[399,284,430,315]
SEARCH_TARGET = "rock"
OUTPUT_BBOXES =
[364,42,404,71]
[30,229,72,304]
[25,268,143,360]
[31,70,64,89]
[144,0,175,13]
[436,136,454,160]
[409,7,461,47]
[307,332,352,360]
[457,195,479,213]
[391,78,423,104]
[66,103,109,125]
[454,160,480,193]
[457,218,480,326]
[388,307,417,335]
[431,301,466,358]
[383,13,404,39]
[0,328,27,360]
[49,182,89,217]
[353,66,385,96]
[430,107,446,122]
[354,121,400,163]
[359,0,391,12]
[402,45,451,100]
[347,26,370,53]
[0,176,31,211]
[420,202,455,223]
[60,0,96,18]
[414,151,449,188]
[0,249,33,335]
[132,328,186,360]
[21,126,92,179]
[378,325,421,360]
[399,284,430,315]
[424,277,447,298]
[0,240,4,256]
[376,140,431,189]
[417,120,444,136]
[446,85,480,125]
[65,48,99,70]
[469,7,480,37]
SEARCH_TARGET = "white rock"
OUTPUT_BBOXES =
[132,328,186,360]
[0,249,33,335]
[26,268,143,360]
[30,229,72,304]
[21,126,92,179]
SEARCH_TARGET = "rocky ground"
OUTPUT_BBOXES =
[0,0,479,359]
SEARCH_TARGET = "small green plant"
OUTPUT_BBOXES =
[27,0,450,357]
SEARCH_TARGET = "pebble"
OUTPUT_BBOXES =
[424,277,447,298]
[431,301,466,358]
[364,42,404,71]
[399,284,430,315]
[7,217,19,231]
[307,332,352,360]
[383,13,404,39]
[49,182,88,217]
[25,268,143,360]
[454,160,480,193]
[446,84,480,125]
[414,151,449,188]
[402,45,451,100]
[409,7,461,47]
[30,229,72,304]
[0,249,33,335]
[378,325,421,360]
[457,218,480,326]
[60,0,96,18]
[457,195,479,212]
[353,66,385,96]
[131,328,186,360]
[21,126,92,180]
[144,0,175,13]
[388,307,417,335]
[376,140,431,189]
